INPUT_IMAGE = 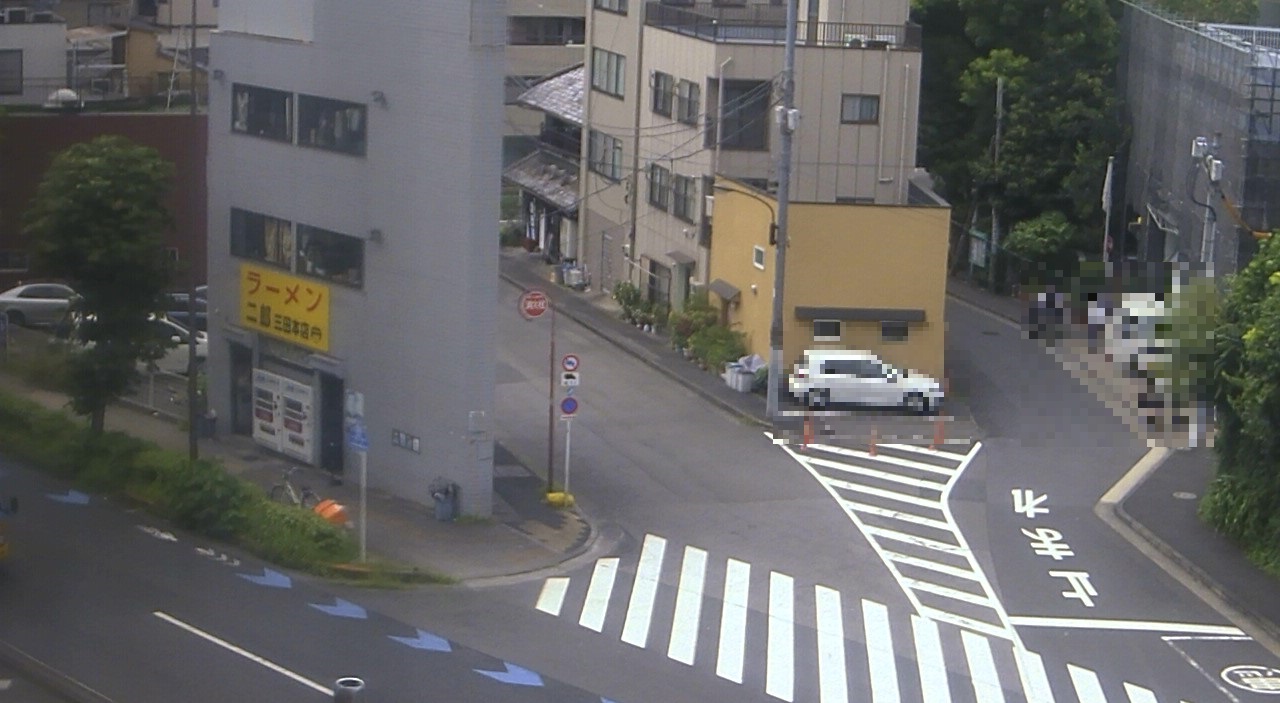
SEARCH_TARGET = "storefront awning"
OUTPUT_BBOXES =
[666,250,697,267]
[708,278,741,303]
[501,149,580,214]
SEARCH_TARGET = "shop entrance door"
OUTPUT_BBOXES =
[319,373,344,475]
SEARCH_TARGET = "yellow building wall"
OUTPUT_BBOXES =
[708,178,949,382]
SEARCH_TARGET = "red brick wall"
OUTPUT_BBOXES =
[0,112,207,292]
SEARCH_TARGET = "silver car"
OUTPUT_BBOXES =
[0,283,76,327]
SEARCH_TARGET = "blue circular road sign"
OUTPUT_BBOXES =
[560,397,578,416]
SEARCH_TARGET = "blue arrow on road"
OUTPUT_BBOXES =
[46,490,89,505]
[308,598,367,619]
[238,568,292,589]
[388,629,452,652]
[473,662,543,687]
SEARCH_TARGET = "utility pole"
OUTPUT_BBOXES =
[988,76,1004,292]
[186,0,200,460]
[765,0,798,422]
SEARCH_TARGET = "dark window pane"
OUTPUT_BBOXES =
[297,94,367,156]
[297,224,364,287]
[231,84,293,142]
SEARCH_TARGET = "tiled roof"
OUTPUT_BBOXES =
[516,65,584,127]
[502,148,580,214]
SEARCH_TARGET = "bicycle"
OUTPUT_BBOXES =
[270,466,320,509]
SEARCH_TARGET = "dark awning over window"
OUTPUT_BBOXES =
[794,306,925,322]
[708,278,741,302]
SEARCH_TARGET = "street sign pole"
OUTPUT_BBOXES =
[546,302,556,493]
[358,447,367,563]
[563,418,572,495]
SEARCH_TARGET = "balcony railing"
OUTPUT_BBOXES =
[644,2,922,50]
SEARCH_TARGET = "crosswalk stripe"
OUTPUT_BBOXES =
[916,605,1011,641]
[881,443,972,461]
[826,479,947,510]
[666,545,707,666]
[621,534,667,648]
[845,501,952,531]
[1013,648,1056,703]
[861,525,966,555]
[1068,663,1108,703]
[882,550,985,581]
[715,558,751,684]
[766,572,795,701]
[809,456,949,490]
[910,615,953,703]
[961,630,1006,703]
[863,599,901,703]
[535,577,570,616]
[803,443,962,476]
[815,586,849,703]
[903,577,996,608]
[1124,682,1158,703]
[579,557,619,632]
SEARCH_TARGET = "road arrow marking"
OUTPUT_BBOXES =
[138,525,177,542]
[46,490,89,505]
[388,629,452,652]
[238,568,292,589]
[308,598,366,619]
[473,662,544,687]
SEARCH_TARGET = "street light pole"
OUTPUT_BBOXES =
[765,0,798,422]
[186,0,200,460]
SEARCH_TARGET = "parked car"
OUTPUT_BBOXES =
[160,292,208,331]
[151,316,207,360]
[0,283,77,327]
[1103,292,1170,377]
[788,349,944,414]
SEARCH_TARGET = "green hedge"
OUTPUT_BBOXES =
[0,390,356,574]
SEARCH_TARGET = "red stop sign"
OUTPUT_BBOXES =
[518,290,550,320]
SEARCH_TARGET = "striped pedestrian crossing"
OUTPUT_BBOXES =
[532,533,1190,702]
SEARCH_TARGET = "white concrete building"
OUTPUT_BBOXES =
[0,9,67,105]
[205,0,503,515]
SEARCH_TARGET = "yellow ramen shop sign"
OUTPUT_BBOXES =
[240,264,331,352]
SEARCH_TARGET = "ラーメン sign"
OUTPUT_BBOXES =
[240,263,331,352]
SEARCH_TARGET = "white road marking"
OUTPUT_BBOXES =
[621,534,667,648]
[1013,648,1056,703]
[860,526,966,555]
[961,630,1005,703]
[917,606,1011,641]
[579,557,619,632]
[904,578,992,607]
[805,444,959,476]
[881,443,972,461]
[1124,682,1158,703]
[863,599,900,703]
[1008,615,1245,636]
[153,611,330,695]
[845,501,952,530]
[828,480,946,509]
[815,586,849,703]
[715,558,750,684]
[0,679,10,691]
[1068,663,1108,703]
[667,545,707,665]
[808,456,948,490]
[766,572,795,701]
[534,577,569,616]
[882,550,984,581]
[910,615,952,703]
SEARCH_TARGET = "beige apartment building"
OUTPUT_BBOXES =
[504,0,586,163]
[579,0,923,308]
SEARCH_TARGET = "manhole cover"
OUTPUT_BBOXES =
[1173,491,1197,500]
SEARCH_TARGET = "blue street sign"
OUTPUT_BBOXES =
[347,423,369,452]
[560,396,578,416]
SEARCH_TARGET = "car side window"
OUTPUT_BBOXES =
[847,360,882,378]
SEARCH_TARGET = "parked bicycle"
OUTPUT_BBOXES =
[270,466,320,509]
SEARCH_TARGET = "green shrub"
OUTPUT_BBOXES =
[612,282,642,322]
[240,498,358,570]
[688,324,747,371]
[669,293,718,349]
[76,431,151,491]
[499,222,523,248]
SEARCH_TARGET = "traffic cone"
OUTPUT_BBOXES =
[803,412,814,450]
[931,417,944,451]
[870,427,878,456]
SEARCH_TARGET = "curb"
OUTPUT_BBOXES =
[0,639,116,703]
[500,272,770,429]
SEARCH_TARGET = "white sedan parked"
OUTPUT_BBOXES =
[0,283,77,327]
[788,349,944,414]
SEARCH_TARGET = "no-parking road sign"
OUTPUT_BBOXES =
[560,396,578,419]
[561,354,580,372]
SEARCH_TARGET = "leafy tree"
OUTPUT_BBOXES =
[23,135,176,433]
[1150,274,1220,410]
[1003,210,1077,271]
[1153,0,1256,22]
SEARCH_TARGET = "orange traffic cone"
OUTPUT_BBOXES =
[803,412,814,450]
[870,427,879,456]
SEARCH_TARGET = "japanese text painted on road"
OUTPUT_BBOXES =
[240,263,331,352]
[1012,487,1098,607]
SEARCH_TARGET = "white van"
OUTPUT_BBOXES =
[1103,292,1169,376]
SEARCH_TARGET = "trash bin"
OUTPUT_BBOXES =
[429,478,458,522]
[333,677,365,702]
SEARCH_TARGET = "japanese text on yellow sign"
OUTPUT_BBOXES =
[240,263,330,352]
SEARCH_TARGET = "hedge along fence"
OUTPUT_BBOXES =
[0,390,357,573]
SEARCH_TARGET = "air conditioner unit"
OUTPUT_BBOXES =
[704,194,714,217]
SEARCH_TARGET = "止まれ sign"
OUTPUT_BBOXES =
[240,263,331,352]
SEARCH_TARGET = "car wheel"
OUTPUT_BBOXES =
[807,389,830,409]
[5,309,24,327]
[905,393,928,415]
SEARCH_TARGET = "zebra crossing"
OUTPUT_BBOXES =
[533,531,1192,702]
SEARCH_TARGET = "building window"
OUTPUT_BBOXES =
[716,79,771,150]
[298,94,367,156]
[675,79,700,125]
[0,250,29,272]
[647,163,671,210]
[230,208,295,269]
[673,174,698,222]
[588,129,624,181]
[0,50,22,96]
[882,320,908,342]
[297,224,365,287]
[594,0,627,14]
[752,245,766,270]
[651,71,674,117]
[841,94,880,124]
[591,48,626,98]
[231,84,293,142]
[509,16,585,45]
[813,319,841,342]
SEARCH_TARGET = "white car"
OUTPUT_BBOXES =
[1103,293,1169,376]
[788,349,944,414]
[0,283,77,327]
